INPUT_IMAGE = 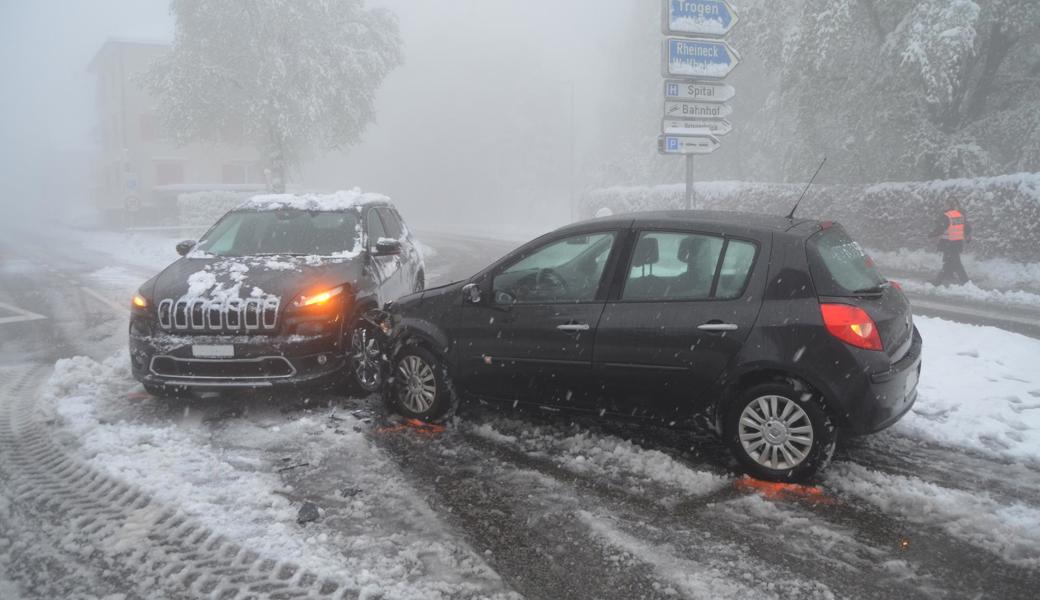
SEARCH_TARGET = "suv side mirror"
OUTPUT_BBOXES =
[374,239,402,256]
[462,283,483,305]
[176,240,197,256]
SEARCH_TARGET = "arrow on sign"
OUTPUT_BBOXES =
[663,37,741,79]
[664,80,735,103]
[658,134,721,155]
[662,118,733,136]
[664,101,732,119]
[663,0,740,37]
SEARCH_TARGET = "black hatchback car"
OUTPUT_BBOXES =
[129,192,425,396]
[379,211,922,481]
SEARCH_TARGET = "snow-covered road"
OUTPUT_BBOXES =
[2,228,1039,599]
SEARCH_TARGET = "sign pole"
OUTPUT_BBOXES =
[685,154,694,210]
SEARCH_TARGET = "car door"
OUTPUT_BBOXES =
[364,208,404,302]
[453,229,625,410]
[593,227,769,421]
[378,207,419,294]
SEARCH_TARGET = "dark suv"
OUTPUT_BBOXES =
[129,192,424,396]
[379,211,922,481]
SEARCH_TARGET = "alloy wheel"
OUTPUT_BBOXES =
[351,328,382,392]
[397,355,437,414]
[738,395,814,470]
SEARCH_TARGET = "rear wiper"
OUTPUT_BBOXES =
[850,285,886,296]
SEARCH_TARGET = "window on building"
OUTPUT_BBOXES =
[155,161,186,186]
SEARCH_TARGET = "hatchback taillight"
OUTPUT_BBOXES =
[820,304,883,351]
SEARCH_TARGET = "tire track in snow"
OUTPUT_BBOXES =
[453,414,1039,599]
[843,431,1040,506]
[0,364,354,600]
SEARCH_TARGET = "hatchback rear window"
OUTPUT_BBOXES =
[807,226,885,296]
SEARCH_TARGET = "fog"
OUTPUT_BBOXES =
[1,1,640,235]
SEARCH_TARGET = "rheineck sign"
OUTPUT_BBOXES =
[663,37,741,79]
[663,0,740,37]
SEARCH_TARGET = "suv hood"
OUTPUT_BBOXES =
[149,255,365,303]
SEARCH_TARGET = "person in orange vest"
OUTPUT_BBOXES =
[930,201,972,285]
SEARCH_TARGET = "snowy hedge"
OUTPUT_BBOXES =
[582,173,1040,263]
[177,191,253,230]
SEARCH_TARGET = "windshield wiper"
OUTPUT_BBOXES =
[850,284,887,296]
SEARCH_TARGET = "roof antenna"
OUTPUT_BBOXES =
[786,157,827,220]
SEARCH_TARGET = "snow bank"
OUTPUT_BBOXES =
[827,463,1040,568]
[896,316,1040,464]
[45,353,514,600]
[583,173,1040,262]
[868,247,1040,294]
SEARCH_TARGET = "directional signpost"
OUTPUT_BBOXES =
[659,134,721,155]
[663,38,741,80]
[662,118,732,136]
[664,100,733,119]
[664,80,735,103]
[663,0,740,36]
[658,0,741,209]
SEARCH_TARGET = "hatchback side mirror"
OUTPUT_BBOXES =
[176,240,197,256]
[374,239,402,256]
[462,283,483,305]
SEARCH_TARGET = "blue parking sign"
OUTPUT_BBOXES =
[667,137,681,151]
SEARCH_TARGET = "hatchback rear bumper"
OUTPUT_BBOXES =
[845,327,923,434]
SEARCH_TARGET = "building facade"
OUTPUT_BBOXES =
[88,38,266,225]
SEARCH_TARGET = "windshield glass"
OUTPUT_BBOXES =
[194,210,361,257]
[807,226,886,296]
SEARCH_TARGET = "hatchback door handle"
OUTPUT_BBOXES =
[557,323,591,333]
[698,323,739,332]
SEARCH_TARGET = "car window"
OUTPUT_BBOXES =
[715,240,758,299]
[366,209,388,247]
[807,226,886,296]
[622,232,724,301]
[493,232,616,305]
[378,208,404,238]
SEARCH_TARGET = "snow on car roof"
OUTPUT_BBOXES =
[241,188,390,212]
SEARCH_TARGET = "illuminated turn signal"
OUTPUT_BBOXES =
[292,285,345,308]
[132,294,148,309]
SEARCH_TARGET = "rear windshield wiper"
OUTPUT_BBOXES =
[849,284,887,296]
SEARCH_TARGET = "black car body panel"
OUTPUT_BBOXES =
[130,194,424,392]
[383,210,921,436]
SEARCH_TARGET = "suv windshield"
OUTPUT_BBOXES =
[195,210,361,257]
[807,226,886,296]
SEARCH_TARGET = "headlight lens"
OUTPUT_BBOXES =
[290,285,346,310]
[132,293,149,309]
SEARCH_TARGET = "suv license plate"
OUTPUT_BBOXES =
[192,345,235,358]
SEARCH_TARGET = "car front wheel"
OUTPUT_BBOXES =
[350,325,384,393]
[391,347,453,422]
[724,381,836,483]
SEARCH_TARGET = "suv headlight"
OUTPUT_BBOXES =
[289,285,346,310]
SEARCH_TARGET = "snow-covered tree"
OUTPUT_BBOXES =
[600,0,1040,186]
[145,0,403,191]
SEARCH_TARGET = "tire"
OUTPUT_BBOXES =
[724,381,836,483]
[349,324,384,394]
[390,346,454,422]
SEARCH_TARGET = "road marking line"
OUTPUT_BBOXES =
[79,286,129,316]
[0,301,48,325]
